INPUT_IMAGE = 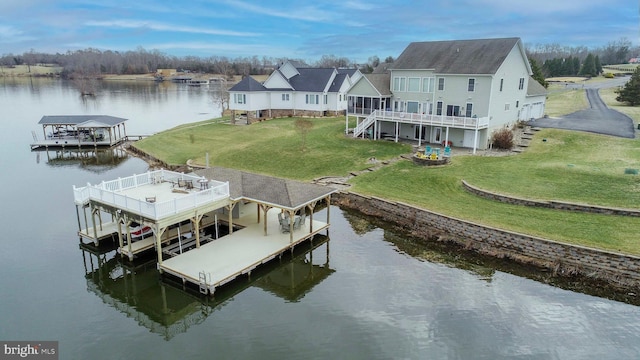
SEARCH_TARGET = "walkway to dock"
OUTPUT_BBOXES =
[160,207,329,295]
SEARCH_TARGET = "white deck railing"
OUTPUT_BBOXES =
[352,109,490,138]
[73,169,230,220]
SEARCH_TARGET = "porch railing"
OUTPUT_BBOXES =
[352,110,489,138]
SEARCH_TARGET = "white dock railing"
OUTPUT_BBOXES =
[352,110,490,138]
[73,169,230,220]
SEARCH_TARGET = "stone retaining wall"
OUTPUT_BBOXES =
[333,191,640,289]
[462,180,640,217]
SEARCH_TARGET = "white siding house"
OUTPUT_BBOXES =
[346,37,547,152]
[229,60,360,124]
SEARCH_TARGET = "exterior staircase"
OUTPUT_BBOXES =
[352,111,377,138]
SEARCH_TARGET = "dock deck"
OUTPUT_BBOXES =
[159,208,328,295]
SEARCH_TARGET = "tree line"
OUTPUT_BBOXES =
[1,37,635,80]
[526,37,636,78]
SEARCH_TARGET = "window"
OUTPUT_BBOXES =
[306,94,319,104]
[468,78,475,92]
[234,93,246,104]
[438,78,445,91]
[324,94,328,104]
[436,101,443,115]
[505,103,510,111]
[282,93,289,101]
[518,77,525,90]
[393,77,406,92]
[465,103,473,118]
[516,100,519,108]
[422,77,435,93]
[408,77,420,92]
[500,78,504,91]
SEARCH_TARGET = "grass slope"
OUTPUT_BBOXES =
[134,117,411,180]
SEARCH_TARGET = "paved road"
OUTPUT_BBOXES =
[528,76,636,139]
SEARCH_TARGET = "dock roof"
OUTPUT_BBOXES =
[195,167,335,210]
[39,115,127,127]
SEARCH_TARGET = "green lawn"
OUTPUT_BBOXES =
[134,117,411,180]
[133,78,640,255]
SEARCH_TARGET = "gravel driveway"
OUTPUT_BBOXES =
[528,76,636,139]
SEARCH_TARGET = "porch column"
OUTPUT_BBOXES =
[473,128,479,154]
[445,127,450,146]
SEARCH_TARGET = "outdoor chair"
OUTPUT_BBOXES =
[293,216,302,230]
[444,146,451,157]
[425,146,432,156]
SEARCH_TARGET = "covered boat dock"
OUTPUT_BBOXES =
[31,115,129,150]
[73,167,335,295]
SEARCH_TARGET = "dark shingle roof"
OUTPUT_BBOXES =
[229,76,267,91]
[38,115,127,126]
[328,73,348,92]
[288,68,335,92]
[195,167,335,210]
[392,37,521,75]
[337,68,357,76]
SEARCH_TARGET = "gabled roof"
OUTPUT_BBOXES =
[288,68,336,92]
[348,73,392,97]
[195,167,335,211]
[527,76,547,97]
[337,68,357,76]
[39,115,127,126]
[328,73,348,92]
[229,76,267,91]
[392,37,522,75]
[364,73,392,96]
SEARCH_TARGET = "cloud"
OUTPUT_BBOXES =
[220,0,336,22]
[85,19,260,37]
[0,25,35,43]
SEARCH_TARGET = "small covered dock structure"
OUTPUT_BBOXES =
[158,167,336,295]
[31,115,128,150]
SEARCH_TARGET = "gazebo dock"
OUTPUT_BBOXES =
[31,115,129,150]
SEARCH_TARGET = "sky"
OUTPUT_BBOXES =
[0,0,637,63]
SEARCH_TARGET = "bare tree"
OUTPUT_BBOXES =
[294,119,314,151]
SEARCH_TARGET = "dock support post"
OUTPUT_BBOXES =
[90,205,99,245]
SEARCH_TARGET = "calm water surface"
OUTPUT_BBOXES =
[1,78,639,360]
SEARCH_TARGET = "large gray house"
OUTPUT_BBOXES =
[346,37,547,152]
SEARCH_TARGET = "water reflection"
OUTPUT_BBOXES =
[341,208,640,305]
[34,147,128,173]
[80,235,333,340]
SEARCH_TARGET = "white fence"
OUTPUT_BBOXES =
[73,169,230,220]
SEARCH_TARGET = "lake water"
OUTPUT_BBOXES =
[1,78,639,359]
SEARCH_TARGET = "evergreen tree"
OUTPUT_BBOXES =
[579,53,597,77]
[529,58,548,88]
[594,55,602,75]
[572,57,580,75]
[615,67,640,106]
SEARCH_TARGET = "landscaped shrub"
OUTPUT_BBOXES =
[604,72,615,78]
[491,128,514,149]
